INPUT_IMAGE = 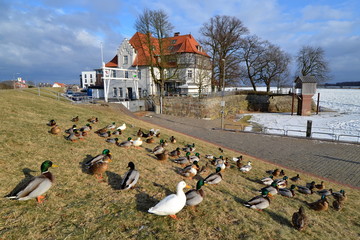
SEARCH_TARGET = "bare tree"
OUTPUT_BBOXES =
[135,8,175,113]
[260,44,291,92]
[200,15,249,91]
[193,55,212,98]
[296,46,330,83]
[239,35,268,91]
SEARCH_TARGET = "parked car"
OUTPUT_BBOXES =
[65,90,74,97]
[71,92,87,101]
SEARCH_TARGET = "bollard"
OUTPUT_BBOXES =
[306,120,312,138]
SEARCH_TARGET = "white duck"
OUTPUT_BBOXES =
[239,161,252,173]
[148,181,190,219]
[131,137,143,148]
[117,123,126,131]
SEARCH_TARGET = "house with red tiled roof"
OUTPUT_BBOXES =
[100,32,211,102]
[53,82,66,88]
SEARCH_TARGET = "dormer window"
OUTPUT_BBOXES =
[124,55,128,65]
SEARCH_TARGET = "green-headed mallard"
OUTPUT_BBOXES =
[292,206,307,231]
[99,131,111,138]
[274,176,288,188]
[278,185,296,198]
[106,122,116,129]
[180,161,199,179]
[306,195,329,211]
[71,116,79,122]
[7,160,58,203]
[260,182,279,196]
[65,131,78,142]
[152,139,166,154]
[112,129,122,136]
[239,161,252,173]
[117,137,133,148]
[244,189,271,210]
[170,136,176,144]
[85,149,112,180]
[148,181,191,219]
[189,152,200,163]
[80,123,92,132]
[182,143,195,152]
[204,167,223,185]
[173,152,191,166]
[290,174,301,182]
[106,138,118,144]
[155,150,169,161]
[185,179,205,210]
[49,125,61,135]
[169,147,181,158]
[332,190,347,202]
[120,162,140,190]
[65,124,77,134]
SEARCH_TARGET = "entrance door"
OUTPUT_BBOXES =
[127,87,133,100]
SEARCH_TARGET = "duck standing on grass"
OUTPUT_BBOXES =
[306,195,329,211]
[6,160,58,203]
[120,162,140,190]
[244,189,271,211]
[117,137,133,148]
[185,179,205,211]
[148,181,191,219]
[239,161,252,173]
[204,167,223,185]
[85,149,112,180]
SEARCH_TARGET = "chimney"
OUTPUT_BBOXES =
[174,32,180,37]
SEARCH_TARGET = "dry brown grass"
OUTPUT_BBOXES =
[0,89,359,240]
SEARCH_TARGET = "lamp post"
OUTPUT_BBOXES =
[220,59,225,129]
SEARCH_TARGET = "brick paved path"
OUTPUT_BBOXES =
[140,114,360,189]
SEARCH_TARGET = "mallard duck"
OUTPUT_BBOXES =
[95,127,107,134]
[332,190,347,202]
[65,131,78,142]
[218,147,224,153]
[297,185,314,195]
[244,189,271,210]
[112,129,122,136]
[152,139,166,154]
[120,162,140,190]
[280,170,285,176]
[146,137,155,144]
[292,206,307,231]
[117,123,126,131]
[148,181,191,219]
[80,123,92,132]
[271,169,281,177]
[239,161,252,173]
[169,148,181,158]
[132,137,143,148]
[183,143,195,152]
[315,181,325,190]
[186,179,205,210]
[306,195,329,211]
[47,119,56,126]
[261,176,274,186]
[215,157,228,171]
[71,116,79,122]
[232,155,243,169]
[173,152,191,166]
[7,160,58,203]
[65,125,77,134]
[274,176,288,188]
[106,122,116,129]
[204,167,223,185]
[85,149,112,179]
[180,161,199,179]
[117,137,133,148]
[306,181,316,189]
[170,136,176,144]
[332,199,342,211]
[99,131,111,138]
[137,129,144,137]
[106,138,119,144]
[76,130,85,140]
[50,125,61,135]
[155,150,169,161]
[189,152,200,163]
[260,182,278,196]
[278,185,296,198]
[205,154,214,161]
[141,130,154,138]
[87,117,99,124]
[290,174,301,182]
[316,188,333,196]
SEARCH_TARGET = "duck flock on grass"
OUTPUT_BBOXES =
[5,116,349,231]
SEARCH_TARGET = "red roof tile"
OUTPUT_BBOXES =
[105,32,209,67]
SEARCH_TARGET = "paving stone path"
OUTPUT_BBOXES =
[139,113,360,189]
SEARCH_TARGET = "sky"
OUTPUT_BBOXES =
[1,0,359,85]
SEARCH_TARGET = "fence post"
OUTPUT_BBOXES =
[306,120,312,138]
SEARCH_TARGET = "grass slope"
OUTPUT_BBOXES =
[0,90,359,240]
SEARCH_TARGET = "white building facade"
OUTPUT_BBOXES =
[80,71,96,88]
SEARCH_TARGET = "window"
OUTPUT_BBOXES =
[187,70,193,79]
[90,74,92,78]
[125,71,129,78]
[113,87,117,97]
[138,88,142,98]
[138,70,141,79]
[124,55,128,65]
[119,88,123,98]
[84,79,88,83]
[112,70,116,77]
